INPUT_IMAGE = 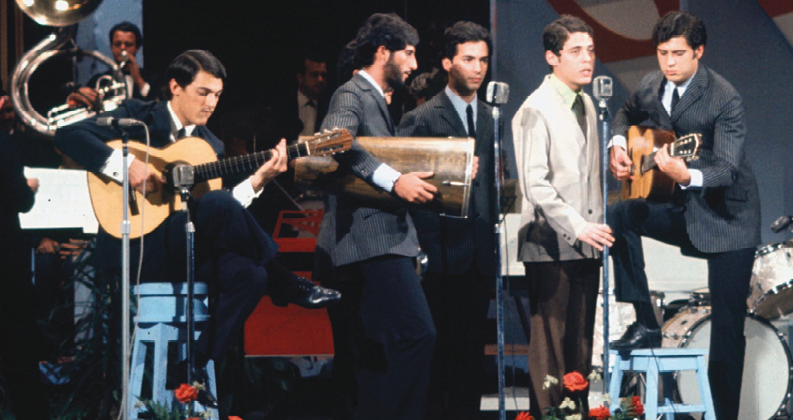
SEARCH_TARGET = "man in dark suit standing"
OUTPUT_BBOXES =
[608,11,761,420]
[315,12,439,420]
[0,111,49,420]
[55,50,339,404]
[68,22,164,109]
[396,21,495,419]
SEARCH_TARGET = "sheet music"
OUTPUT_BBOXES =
[20,167,99,234]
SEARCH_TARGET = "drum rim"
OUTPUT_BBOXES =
[756,242,792,257]
[679,312,793,419]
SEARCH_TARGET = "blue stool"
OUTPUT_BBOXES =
[608,349,715,420]
[128,283,218,419]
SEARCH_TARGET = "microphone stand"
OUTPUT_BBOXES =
[596,96,612,392]
[120,126,131,420]
[491,100,507,420]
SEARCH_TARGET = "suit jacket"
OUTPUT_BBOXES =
[397,90,496,275]
[512,76,603,262]
[316,73,419,268]
[89,67,165,102]
[613,65,761,253]
[0,130,35,266]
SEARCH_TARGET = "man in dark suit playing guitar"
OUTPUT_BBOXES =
[396,21,495,419]
[314,12,439,420]
[608,12,761,420]
[54,50,340,404]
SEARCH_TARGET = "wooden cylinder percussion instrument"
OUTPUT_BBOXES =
[294,136,475,218]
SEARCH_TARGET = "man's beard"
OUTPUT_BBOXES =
[384,57,405,91]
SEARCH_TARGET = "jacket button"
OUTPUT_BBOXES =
[588,209,593,214]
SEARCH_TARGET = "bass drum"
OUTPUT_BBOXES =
[669,312,792,420]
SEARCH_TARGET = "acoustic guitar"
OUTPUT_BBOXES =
[88,128,352,239]
[620,126,701,202]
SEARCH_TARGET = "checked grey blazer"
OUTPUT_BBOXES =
[315,73,420,268]
[397,90,497,276]
[613,65,761,253]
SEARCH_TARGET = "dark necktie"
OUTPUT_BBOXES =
[466,104,475,138]
[573,94,586,135]
[176,127,187,140]
[671,87,680,114]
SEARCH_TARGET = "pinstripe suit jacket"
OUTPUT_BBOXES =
[397,90,496,276]
[315,73,420,268]
[613,65,761,253]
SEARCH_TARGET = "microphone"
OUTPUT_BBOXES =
[97,116,143,127]
[486,81,510,105]
[592,76,613,107]
[771,215,793,234]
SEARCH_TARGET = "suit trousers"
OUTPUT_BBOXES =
[323,255,436,420]
[0,254,50,420]
[608,199,754,420]
[523,259,600,417]
[421,266,493,420]
[97,191,277,366]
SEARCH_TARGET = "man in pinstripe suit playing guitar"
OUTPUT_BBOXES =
[608,11,761,420]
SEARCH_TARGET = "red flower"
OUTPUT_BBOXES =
[174,383,198,403]
[228,417,244,420]
[563,371,589,392]
[187,418,200,420]
[589,405,611,419]
[515,412,533,420]
[630,395,644,416]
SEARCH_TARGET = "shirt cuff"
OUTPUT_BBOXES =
[99,149,136,183]
[371,163,402,193]
[232,176,264,207]
[680,169,703,189]
[139,82,151,98]
[608,135,627,150]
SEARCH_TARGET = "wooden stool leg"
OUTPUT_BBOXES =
[608,351,625,412]
[645,356,659,420]
[696,355,716,420]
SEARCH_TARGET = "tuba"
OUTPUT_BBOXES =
[11,0,128,138]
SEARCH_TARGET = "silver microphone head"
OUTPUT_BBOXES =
[592,76,613,101]
[486,81,510,105]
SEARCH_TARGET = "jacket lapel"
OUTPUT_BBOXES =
[353,74,394,134]
[544,79,586,149]
[436,92,468,137]
[671,65,707,123]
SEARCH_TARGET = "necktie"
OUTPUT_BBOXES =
[466,104,475,138]
[671,87,680,114]
[176,127,187,140]
[573,94,586,135]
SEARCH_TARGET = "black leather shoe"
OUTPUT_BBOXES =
[270,275,341,309]
[611,322,662,350]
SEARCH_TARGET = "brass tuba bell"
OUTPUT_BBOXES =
[11,0,128,138]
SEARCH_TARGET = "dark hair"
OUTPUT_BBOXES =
[652,11,706,49]
[442,21,491,61]
[352,13,419,69]
[109,21,143,48]
[297,49,326,75]
[542,15,593,56]
[165,50,226,98]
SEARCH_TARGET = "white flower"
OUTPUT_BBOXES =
[560,397,576,410]
[542,375,559,390]
[587,371,602,383]
[564,414,582,420]
[602,393,613,406]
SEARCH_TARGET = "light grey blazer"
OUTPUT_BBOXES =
[512,76,603,262]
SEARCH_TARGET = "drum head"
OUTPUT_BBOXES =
[748,242,793,319]
[678,314,792,420]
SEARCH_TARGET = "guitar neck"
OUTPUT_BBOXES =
[193,142,308,181]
